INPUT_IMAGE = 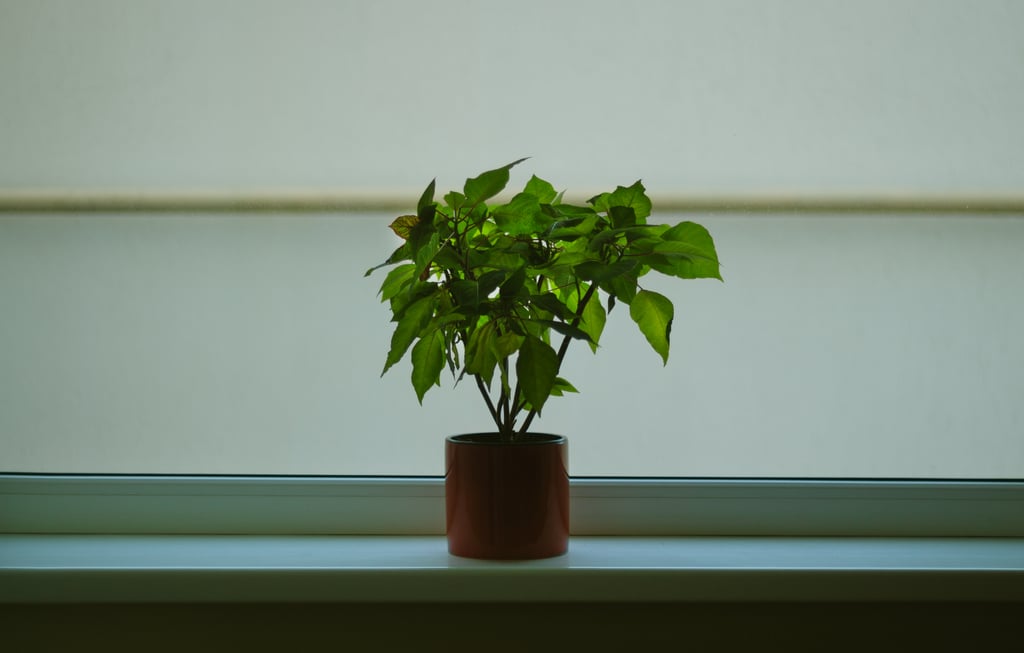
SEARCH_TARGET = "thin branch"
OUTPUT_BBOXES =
[496,361,511,436]
[475,375,503,432]
[518,283,599,434]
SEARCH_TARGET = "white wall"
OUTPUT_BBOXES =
[2,0,1022,195]
[1,1,1022,476]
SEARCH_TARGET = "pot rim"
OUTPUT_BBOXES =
[446,433,566,446]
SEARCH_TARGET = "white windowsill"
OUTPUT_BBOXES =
[3,534,1023,603]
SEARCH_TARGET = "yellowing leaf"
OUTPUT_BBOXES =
[389,215,420,240]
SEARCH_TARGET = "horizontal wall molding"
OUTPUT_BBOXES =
[2,190,1024,214]
[2,474,1022,537]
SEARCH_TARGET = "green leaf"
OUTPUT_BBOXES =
[406,206,438,278]
[463,158,528,206]
[417,179,436,215]
[424,310,466,333]
[549,376,579,397]
[656,221,722,280]
[603,268,639,304]
[555,283,604,352]
[469,248,526,272]
[629,290,674,365]
[364,260,392,278]
[609,206,637,228]
[382,293,436,375]
[516,335,558,411]
[647,248,721,280]
[548,213,600,240]
[574,258,639,283]
[364,243,410,276]
[417,201,436,226]
[580,292,606,352]
[529,293,574,320]
[413,231,441,280]
[465,321,500,385]
[533,319,594,344]
[499,266,527,297]
[494,331,524,360]
[591,181,651,223]
[494,331,524,395]
[543,249,593,272]
[411,330,444,403]
[389,280,437,320]
[449,279,481,310]
[586,227,621,252]
[476,269,507,299]
[493,192,555,236]
[431,246,463,270]
[663,220,714,244]
[523,175,558,203]
[449,270,505,312]
[444,191,466,212]
[378,263,417,301]
[621,224,668,243]
[651,240,718,260]
[553,203,598,219]
[444,328,461,375]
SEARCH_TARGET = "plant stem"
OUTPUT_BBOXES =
[496,382,511,439]
[475,375,503,432]
[553,283,598,365]
[506,381,522,441]
[517,283,599,434]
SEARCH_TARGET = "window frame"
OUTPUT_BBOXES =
[3,473,1022,537]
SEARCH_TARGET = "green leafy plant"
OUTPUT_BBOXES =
[367,159,721,440]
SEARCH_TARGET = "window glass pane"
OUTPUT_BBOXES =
[2,212,1021,477]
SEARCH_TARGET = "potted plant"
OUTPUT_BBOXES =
[367,159,721,559]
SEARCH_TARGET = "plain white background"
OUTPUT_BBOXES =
[1,1,1022,476]
[2,0,1022,195]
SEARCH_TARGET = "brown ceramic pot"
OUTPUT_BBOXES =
[445,433,569,560]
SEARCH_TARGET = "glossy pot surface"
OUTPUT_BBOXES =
[445,433,569,560]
